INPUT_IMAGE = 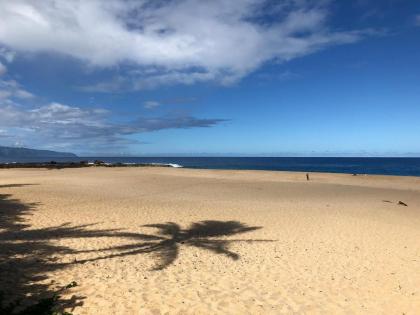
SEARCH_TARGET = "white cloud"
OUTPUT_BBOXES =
[416,14,420,26]
[0,129,11,138]
[0,73,224,152]
[0,0,367,87]
[142,97,197,109]
[0,79,34,99]
[0,47,15,63]
[0,61,6,75]
[144,101,160,109]
[0,97,225,152]
[78,76,126,93]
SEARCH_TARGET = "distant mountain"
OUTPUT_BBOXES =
[0,146,77,158]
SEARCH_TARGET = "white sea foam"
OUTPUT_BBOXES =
[167,163,183,168]
[148,162,183,168]
[114,162,184,168]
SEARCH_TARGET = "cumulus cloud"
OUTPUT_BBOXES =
[0,101,225,152]
[0,0,368,88]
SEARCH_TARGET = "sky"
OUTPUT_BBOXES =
[0,0,419,156]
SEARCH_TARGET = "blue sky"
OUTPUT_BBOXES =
[0,0,419,156]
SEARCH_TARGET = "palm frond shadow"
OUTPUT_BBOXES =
[76,220,274,270]
[1,184,273,313]
[0,185,85,313]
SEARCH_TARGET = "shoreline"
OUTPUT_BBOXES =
[1,157,420,177]
[2,162,420,181]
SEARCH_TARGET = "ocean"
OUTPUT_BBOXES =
[1,157,420,177]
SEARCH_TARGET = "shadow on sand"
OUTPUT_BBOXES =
[0,184,85,314]
[0,184,272,313]
[74,220,273,270]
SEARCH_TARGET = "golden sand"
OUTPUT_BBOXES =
[1,167,419,314]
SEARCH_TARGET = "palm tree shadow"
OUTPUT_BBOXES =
[78,220,274,270]
[1,183,274,313]
[0,185,85,313]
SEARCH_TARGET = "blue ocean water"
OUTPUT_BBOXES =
[1,157,420,177]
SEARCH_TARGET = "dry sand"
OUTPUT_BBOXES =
[0,167,419,314]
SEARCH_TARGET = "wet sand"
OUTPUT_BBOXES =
[0,167,419,314]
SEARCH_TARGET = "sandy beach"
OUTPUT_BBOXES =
[0,167,419,314]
